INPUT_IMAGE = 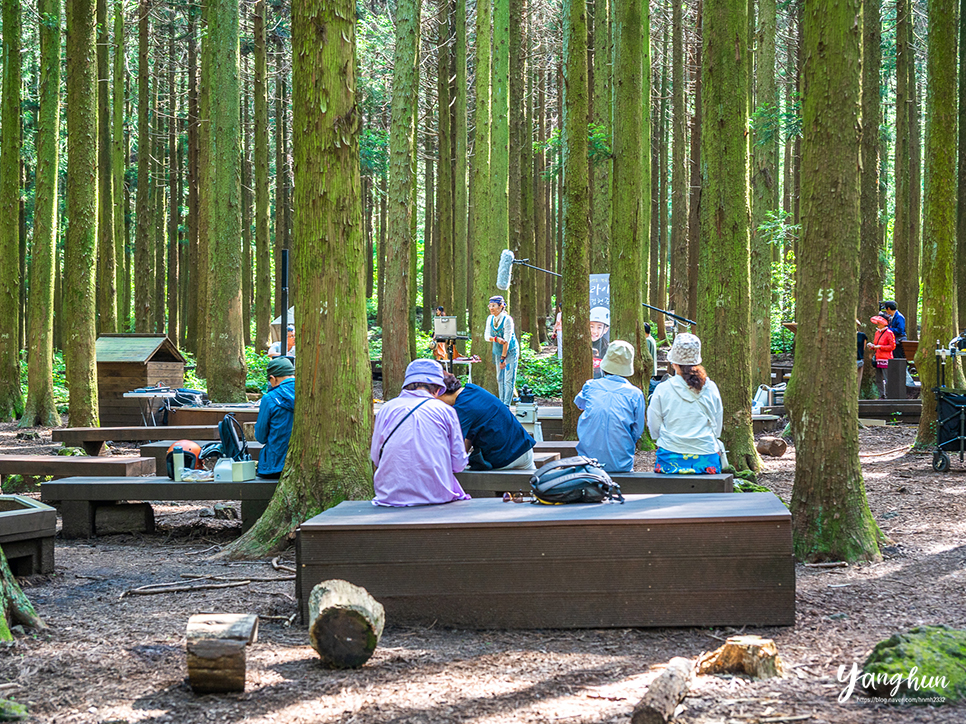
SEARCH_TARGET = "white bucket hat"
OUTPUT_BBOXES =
[667,333,702,366]
[600,340,634,377]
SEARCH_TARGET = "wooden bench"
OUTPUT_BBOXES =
[140,440,264,469]
[41,476,278,538]
[456,470,733,497]
[296,493,794,628]
[167,405,260,427]
[0,495,57,575]
[532,451,559,468]
[53,425,222,455]
[533,441,579,458]
[0,455,155,480]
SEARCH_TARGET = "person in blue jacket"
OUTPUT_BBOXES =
[254,356,296,479]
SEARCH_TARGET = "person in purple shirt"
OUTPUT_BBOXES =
[370,359,470,507]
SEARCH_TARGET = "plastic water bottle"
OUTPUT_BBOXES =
[173,446,185,482]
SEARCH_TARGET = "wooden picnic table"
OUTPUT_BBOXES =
[0,455,155,480]
[53,425,222,455]
[167,405,260,426]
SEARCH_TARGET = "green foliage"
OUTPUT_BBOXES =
[518,334,563,397]
[757,210,799,353]
[360,128,388,178]
[19,351,70,415]
[751,96,802,148]
[535,123,612,180]
[57,447,86,457]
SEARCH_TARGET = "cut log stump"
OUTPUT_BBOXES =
[186,614,258,693]
[308,579,385,669]
[696,635,785,679]
[631,657,693,724]
[755,437,788,457]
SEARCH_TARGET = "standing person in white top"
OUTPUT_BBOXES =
[646,333,725,474]
[484,295,519,406]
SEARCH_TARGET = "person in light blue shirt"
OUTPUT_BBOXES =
[573,341,647,473]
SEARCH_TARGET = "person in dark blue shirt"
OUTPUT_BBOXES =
[438,373,536,470]
[882,300,907,358]
[254,356,296,479]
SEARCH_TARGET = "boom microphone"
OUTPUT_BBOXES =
[496,249,515,290]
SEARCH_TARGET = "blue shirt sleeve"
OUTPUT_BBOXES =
[254,394,272,444]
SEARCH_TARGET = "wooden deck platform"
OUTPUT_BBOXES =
[53,425,223,455]
[297,493,794,628]
[0,454,155,480]
[41,476,278,537]
[455,470,733,497]
[167,405,260,426]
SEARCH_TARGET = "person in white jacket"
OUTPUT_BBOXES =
[646,333,725,474]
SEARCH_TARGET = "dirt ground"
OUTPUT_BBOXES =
[2,419,966,724]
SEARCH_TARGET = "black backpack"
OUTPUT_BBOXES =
[218,414,252,462]
[529,456,624,504]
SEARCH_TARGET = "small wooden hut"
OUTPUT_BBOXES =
[95,334,186,427]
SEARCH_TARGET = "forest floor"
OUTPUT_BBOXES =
[2,414,966,723]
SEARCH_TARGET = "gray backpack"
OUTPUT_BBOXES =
[529,456,624,504]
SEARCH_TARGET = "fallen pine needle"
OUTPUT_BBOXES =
[119,580,251,599]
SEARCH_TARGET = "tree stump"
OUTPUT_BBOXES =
[631,657,693,724]
[308,579,385,669]
[186,614,258,693]
[696,635,785,679]
[756,437,788,457]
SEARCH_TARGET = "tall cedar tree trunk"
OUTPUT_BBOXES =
[649,60,660,323]
[522,32,539,353]
[254,0,272,351]
[590,0,610,274]
[229,0,373,556]
[534,66,547,341]
[0,0,23,420]
[65,0,100,427]
[168,8,181,347]
[698,0,759,472]
[377,170,386,327]
[490,0,510,354]
[274,64,285,315]
[749,0,777,387]
[193,4,211,377]
[241,63,253,347]
[687,0,702,325]
[22,0,62,427]
[561,0,592,439]
[670,0,688,331]
[960,0,966,327]
[914,0,958,446]
[135,0,153,332]
[657,43,668,318]
[423,123,435,333]
[204,0,246,401]
[382,0,419,399]
[894,0,912,335]
[186,2,199,352]
[454,0,468,329]
[859,0,884,397]
[508,0,523,326]
[437,8,454,317]
[909,70,922,343]
[0,548,45,641]
[96,0,117,334]
[786,0,879,561]
[470,0,497,393]
[409,90,419,362]
[611,0,650,390]
[113,0,127,331]
[153,74,165,334]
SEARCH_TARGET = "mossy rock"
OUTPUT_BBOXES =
[0,698,27,721]
[57,447,87,457]
[862,625,966,703]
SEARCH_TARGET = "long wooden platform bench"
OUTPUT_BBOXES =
[532,441,579,458]
[296,492,795,628]
[41,476,278,538]
[0,455,155,481]
[455,470,733,497]
[140,440,264,469]
[53,425,222,455]
[166,405,260,427]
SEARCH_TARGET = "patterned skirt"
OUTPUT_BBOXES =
[654,447,721,475]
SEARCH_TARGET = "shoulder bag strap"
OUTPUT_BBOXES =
[378,399,430,462]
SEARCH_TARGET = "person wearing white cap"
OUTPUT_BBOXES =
[370,359,470,506]
[646,333,725,474]
[485,295,519,406]
[573,340,647,473]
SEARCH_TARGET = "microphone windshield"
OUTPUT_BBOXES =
[496,249,514,290]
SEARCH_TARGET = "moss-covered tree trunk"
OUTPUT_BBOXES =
[959,0,966,328]
[749,0,776,389]
[561,0,592,439]
[0,548,45,642]
[0,0,24,421]
[436,9,454,317]
[611,0,650,391]
[113,0,127,331]
[589,0,610,275]
[229,0,373,556]
[534,67,547,341]
[21,0,62,428]
[521,42,539,353]
[167,7,180,348]
[786,0,879,562]
[152,76,166,335]
[241,59,252,347]
[196,4,211,377]
[96,0,117,335]
[698,0,758,472]
[185,2,199,352]
[655,43,668,315]
[454,0,468,330]
[135,0,153,333]
[253,0,272,352]
[893,0,912,339]
[859,0,884,398]
[669,0,688,332]
[470,0,497,392]
[914,0,958,447]
[382,0,419,399]
[687,0,702,326]
[508,0,523,325]
[65,0,100,428]
[204,0,246,401]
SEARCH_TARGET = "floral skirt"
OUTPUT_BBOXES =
[654,447,721,475]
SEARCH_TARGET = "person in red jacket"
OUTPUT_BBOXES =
[867,315,896,399]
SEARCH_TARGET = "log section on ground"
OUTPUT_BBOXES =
[308,579,385,669]
[631,657,694,724]
[186,613,258,693]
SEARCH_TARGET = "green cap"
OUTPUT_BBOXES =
[266,356,295,378]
